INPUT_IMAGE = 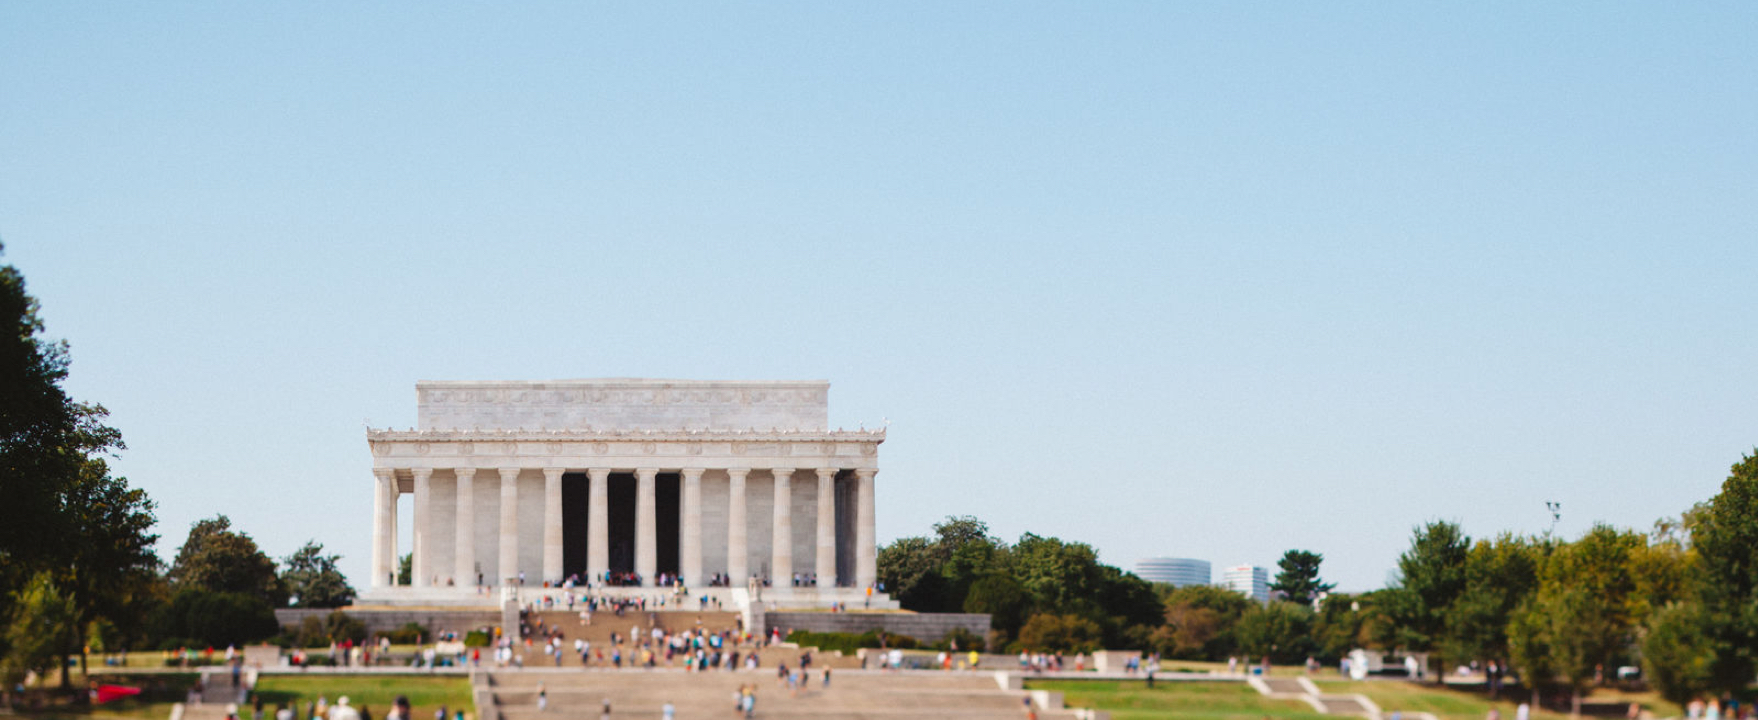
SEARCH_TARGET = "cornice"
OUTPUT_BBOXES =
[366,428,885,443]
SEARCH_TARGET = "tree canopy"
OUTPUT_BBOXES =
[0,246,159,685]
[281,541,356,608]
[1268,549,1335,606]
[169,515,287,607]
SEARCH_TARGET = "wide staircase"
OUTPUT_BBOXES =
[1249,675,1435,720]
[482,669,1098,719]
[517,610,863,670]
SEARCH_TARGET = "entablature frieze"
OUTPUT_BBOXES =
[366,428,883,471]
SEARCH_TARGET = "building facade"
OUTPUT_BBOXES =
[1134,557,1211,587]
[1222,564,1270,603]
[359,379,886,607]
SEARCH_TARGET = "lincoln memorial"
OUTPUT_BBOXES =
[357,379,891,609]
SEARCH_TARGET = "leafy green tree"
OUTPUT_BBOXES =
[1641,602,1715,707]
[1386,521,1470,677]
[1688,451,1758,694]
[1312,592,1375,663]
[0,247,158,685]
[1444,533,1544,675]
[934,516,1008,612]
[397,552,412,586]
[1518,525,1649,715]
[1507,596,1556,708]
[1012,533,1107,615]
[963,573,1029,643]
[1269,549,1335,606]
[877,536,948,611]
[1,573,77,707]
[280,541,356,608]
[1154,584,1253,660]
[1015,613,1102,654]
[146,588,279,648]
[1234,601,1316,665]
[169,515,287,606]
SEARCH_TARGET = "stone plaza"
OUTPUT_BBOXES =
[357,379,894,610]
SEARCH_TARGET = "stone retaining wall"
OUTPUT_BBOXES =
[274,608,501,636]
[763,612,990,642]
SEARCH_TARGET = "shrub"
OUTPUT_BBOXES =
[1013,613,1102,654]
[146,589,279,648]
[382,622,429,645]
[935,627,987,652]
[785,630,920,654]
[463,630,491,647]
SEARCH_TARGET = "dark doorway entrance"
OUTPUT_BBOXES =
[656,473,680,579]
[560,472,589,581]
[608,472,635,574]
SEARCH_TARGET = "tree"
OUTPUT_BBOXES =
[169,515,287,606]
[1156,585,1253,660]
[1688,450,1758,695]
[1312,592,1375,663]
[963,573,1029,644]
[280,541,356,608]
[145,588,279,648]
[1444,534,1544,676]
[397,552,412,586]
[1234,601,1316,665]
[1518,525,1648,716]
[877,536,947,611]
[1011,533,1107,616]
[1015,613,1102,654]
[1387,521,1470,677]
[0,246,158,686]
[1641,602,1714,707]
[1,573,76,708]
[1268,549,1335,606]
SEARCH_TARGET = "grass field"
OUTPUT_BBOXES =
[251,676,474,720]
[1024,680,1331,720]
[1030,677,1683,720]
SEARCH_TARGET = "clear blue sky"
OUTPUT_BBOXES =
[4,4,1754,592]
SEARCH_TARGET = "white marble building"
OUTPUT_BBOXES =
[357,379,887,608]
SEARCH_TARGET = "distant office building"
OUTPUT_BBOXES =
[1134,558,1211,587]
[1222,565,1270,603]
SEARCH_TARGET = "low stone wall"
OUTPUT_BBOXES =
[762,611,990,643]
[274,608,501,636]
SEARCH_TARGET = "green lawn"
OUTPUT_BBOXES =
[1314,680,1682,720]
[1025,680,1331,720]
[1031,678,1683,720]
[251,676,474,720]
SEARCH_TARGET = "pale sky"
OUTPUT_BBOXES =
[3,4,1754,592]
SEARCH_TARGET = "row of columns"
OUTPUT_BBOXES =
[371,467,878,591]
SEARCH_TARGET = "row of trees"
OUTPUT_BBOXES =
[877,516,1162,652]
[0,246,355,697]
[879,453,1758,709]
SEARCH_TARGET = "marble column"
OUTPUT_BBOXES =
[388,474,399,584]
[412,468,433,587]
[455,468,476,587]
[587,468,609,585]
[727,468,749,583]
[771,468,795,586]
[499,467,520,585]
[543,467,565,585]
[855,468,878,588]
[681,468,704,587]
[815,468,837,588]
[635,467,658,587]
[372,469,395,587]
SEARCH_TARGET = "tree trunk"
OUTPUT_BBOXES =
[1571,689,1581,718]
